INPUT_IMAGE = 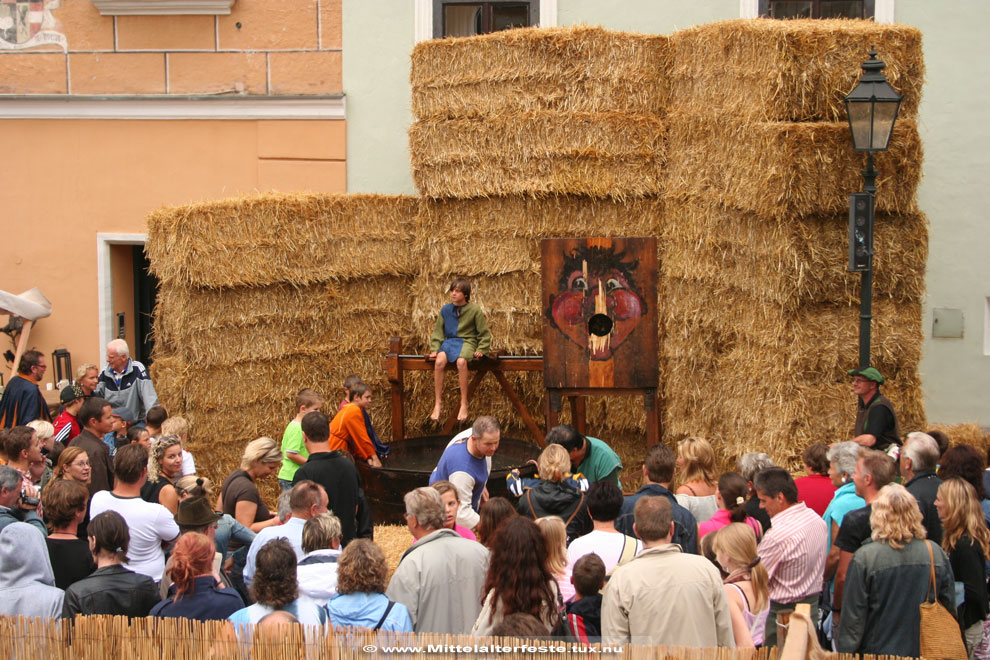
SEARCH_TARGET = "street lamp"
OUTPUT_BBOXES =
[844,48,903,369]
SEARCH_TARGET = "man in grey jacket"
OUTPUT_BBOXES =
[94,339,158,424]
[386,487,488,634]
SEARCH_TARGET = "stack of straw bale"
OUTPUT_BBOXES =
[148,20,932,487]
[408,26,668,432]
[148,193,420,487]
[661,20,927,467]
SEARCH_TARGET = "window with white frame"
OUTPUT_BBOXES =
[433,1,539,38]
[759,0,875,18]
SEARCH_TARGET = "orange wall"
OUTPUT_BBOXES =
[0,0,342,96]
[0,118,346,382]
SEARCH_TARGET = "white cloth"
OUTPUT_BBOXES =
[0,288,52,321]
[90,491,179,581]
[566,530,643,574]
[297,548,341,606]
[243,516,306,587]
[180,449,196,477]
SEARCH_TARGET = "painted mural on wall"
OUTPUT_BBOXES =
[0,0,67,50]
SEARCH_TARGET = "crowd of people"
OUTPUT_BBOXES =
[1,340,989,657]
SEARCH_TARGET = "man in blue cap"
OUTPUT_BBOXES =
[849,366,900,455]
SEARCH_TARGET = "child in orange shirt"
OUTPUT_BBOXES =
[329,383,389,467]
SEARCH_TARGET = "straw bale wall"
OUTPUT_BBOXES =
[667,19,924,122]
[662,203,927,309]
[410,112,666,199]
[412,25,670,118]
[661,20,926,469]
[149,20,929,490]
[665,115,921,217]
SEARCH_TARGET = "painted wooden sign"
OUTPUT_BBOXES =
[541,237,658,390]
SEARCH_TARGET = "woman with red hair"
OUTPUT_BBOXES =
[150,532,243,621]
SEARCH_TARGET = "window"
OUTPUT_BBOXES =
[759,0,875,19]
[433,1,538,38]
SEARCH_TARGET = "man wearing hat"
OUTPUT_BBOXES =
[158,496,235,599]
[53,384,85,448]
[850,366,901,453]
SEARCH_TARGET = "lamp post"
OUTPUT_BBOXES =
[844,48,902,369]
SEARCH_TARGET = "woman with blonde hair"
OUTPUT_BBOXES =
[75,364,99,397]
[675,437,718,523]
[140,434,182,514]
[517,443,592,542]
[536,516,573,603]
[935,478,990,656]
[836,484,957,657]
[327,539,413,631]
[26,419,55,489]
[711,522,770,647]
[220,437,282,533]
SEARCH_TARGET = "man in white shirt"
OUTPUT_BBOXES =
[89,443,179,581]
[243,480,328,587]
[567,481,642,575]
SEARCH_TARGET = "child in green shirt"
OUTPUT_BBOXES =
[277,388,324,491]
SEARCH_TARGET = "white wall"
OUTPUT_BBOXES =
[342,0,417,194]
[896,1,990,425]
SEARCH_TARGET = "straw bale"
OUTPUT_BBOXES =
[661,278,922,375]
[154,276,415,366]
[148,354,188,416]
[146,193,419,288]
[662,365,925,473]
[668,19,924,121]
[661,203,928,308]
[410,111,666,199]
[416,195,663,239]
[927,423,990,454]
[184,351,390,414]
[665,114,921,217]
[411,25,670,118]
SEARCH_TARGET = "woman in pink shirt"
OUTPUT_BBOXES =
[430,480,477,541]
[699,472,763,540]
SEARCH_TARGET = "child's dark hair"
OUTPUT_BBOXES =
[348,382,371,401]
[571,552,606,597]
[145,405,168,427]
[449,277,471,301]
[342,375,363,396]
[125,425,147,444]
[718,472,750,523]
[89,510,130,562]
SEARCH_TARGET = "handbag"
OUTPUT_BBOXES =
[919,540,969,660]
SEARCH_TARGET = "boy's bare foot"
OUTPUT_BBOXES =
[457,405,469,422]
[430,404,442,422]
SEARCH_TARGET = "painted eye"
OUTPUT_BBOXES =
[605,278,624,292]
[571,276,588,291]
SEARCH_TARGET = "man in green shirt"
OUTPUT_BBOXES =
[546,424,622,489]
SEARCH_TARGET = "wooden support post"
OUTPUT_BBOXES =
[383,337,404,444]
[7,319,33,385]
[547,389,562,432]
[492,371,545,447]
[644,387,659,447]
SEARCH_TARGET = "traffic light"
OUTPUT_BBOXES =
[848,192,873,272]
